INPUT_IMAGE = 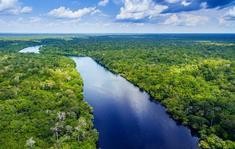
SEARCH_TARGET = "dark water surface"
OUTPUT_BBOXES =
[72,57,198,149]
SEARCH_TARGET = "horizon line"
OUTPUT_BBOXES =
[1,32,235,35]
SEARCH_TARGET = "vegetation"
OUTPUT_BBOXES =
[0,53,98,148]
[0,40,39,53]
[89,49,235,148]
[40,35,235,148]
[0,34,235,148]
[0,34,82,41]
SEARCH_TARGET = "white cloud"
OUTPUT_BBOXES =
[165,0,191,6]
[116,0,168,20]
[0,0,32,14]
[20,6,32,13]
[48,7,97,19]
[165,0,178,3]
[164,14,178,24]
[9,6,32,14]
[164,14,208,26]
[0,0,17,11]
[224,6,235,20]
[219,6,235,26]
[181,0,191,6]
[98,0,109,6]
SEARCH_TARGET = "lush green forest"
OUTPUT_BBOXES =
[89,48,235,149]
[0,35,235,148]
[40,35,235,149]
[0,40,39,53]
[0,53,98,148]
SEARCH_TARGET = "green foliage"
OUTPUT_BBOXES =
[0,40,39,53]
[40,36,235,148]
[89,49,234,148]
[1,35,235,148]
[199,134,235,149]
[0,54,98,148]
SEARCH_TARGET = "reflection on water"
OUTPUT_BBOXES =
[72,57,198,149]
[19,45,42,53]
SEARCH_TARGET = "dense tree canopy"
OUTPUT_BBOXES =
[0,34,235,148]
[41,35,235,148]
[0,53,98,148]
[0,40,39,53]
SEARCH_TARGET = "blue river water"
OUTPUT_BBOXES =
[72,57,198,149]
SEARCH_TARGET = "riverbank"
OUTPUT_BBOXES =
[72,57,198,149]
[91,57,199,135]
[87,49,235,148]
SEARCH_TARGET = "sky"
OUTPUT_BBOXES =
[0,0,235,33]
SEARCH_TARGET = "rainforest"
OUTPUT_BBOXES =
[0,52,98,148]
[0,34,235,149]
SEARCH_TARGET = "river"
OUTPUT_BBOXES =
[18,45,198,149]
[19,45,42,53]
[72,57,198,149]
[19,45,198,149]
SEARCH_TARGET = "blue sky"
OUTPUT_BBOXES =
[0,0,235,33]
